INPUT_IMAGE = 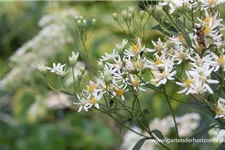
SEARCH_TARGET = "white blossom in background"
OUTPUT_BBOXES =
[1,8,78,89]
[120,113,201,150]
[120,126,156,150]
[44,92,72,109]
[176,113,201,137]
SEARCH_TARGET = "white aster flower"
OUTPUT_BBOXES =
[151,63,176,87]
[88,91,104,109]
[112,83,128,101]
[215,98,225,119]
[128,75,146,92]
[124,38,146,57]
[74,93,91,112]
[101,49,119,61]
[188,63,219,94]
[200,0,225,10]
[48,63,69,77]
[176,71,194,95]
[116,39,128,51]
[210,53,225,71]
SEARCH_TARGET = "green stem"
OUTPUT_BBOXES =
[162,86,181,150]
[71,67,76,94]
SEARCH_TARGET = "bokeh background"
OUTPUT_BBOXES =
[0,1,225,150]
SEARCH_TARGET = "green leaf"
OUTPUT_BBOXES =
[132,138,149,150]
[60,90,74,96]
[152,129,165,140]
[119,118,131,134]
[216,142,225,150]
[152,25,174,37]
[176,20,192,47]
[152,17,178,36]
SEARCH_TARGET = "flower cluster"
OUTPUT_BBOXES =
[36,2,225,149]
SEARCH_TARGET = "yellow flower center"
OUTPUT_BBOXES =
[203,26,211,35]
[208,0,217,4]
[218,55,225,66]
[115,89,123,96]
[132,80,139,87]
[132,44,139,54]
[204,16,211,25]
[87,84,96,93]
[155,45,163,52]
[134,61,143,69]
[91,97,97,104]
[216,107,222,115]
[178,35,185,43]
[155,59,163,65]
[184,79,192,88]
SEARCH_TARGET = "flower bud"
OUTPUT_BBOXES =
[98,61,104,71]
[139,10,145,19]
[77,71,83,81]
[112,13,118,21]
[77,20,82,27]
[122,10,128,21]
[74,16,79,21]
[79,16,83,20]
[128,6,135,18]
[69,51,79,66]
[147,6,153,13]
[82,19,87,27]
[80,66,85,75]
[154,5,164,16]
[104,70,112,83]
[127,13,133,22]
[37,63,48,76]
[92,18,96,26]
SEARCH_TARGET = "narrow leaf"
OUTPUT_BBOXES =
[132,138,149,150]
[60,90,74,96]
[119,118,131,134]
[152,129,165,140]
[176,20,192,47]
